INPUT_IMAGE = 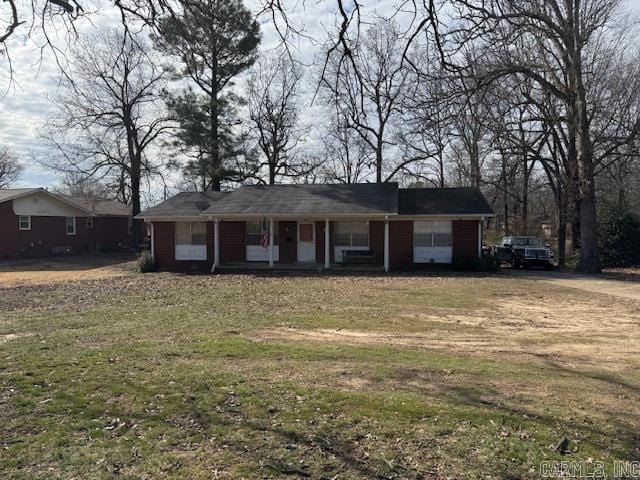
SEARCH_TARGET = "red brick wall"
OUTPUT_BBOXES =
[153,221,213,271]
[369,221,384,264]
[279,221,297,263]
[452,220,479,260]
[0,201,19,258]
[219,221,246,263]
[87,217,131,250]
[389,220,413,269]
[0,201,131,258]
[315,221,335,265]
[148,218,480,271]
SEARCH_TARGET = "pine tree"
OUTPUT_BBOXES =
[155,0,260,190]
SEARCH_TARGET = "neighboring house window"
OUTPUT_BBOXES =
[246,221,279,245]
[86,217,94,229]
[334,221,369,247]
[66,217,76,235]
[413,221,452,247]
[175,222,207,260]
[18,215,31,230]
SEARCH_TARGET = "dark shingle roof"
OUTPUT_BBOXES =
[201,183,398,216]
[137,191,227,218]
[398,187,494,216]
[60,195,131,217]
[138,185,494,219]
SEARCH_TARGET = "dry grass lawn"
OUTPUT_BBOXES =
[0,254,136,287]
[0,261,639,479]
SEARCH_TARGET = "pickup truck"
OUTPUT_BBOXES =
[494,236,554,269]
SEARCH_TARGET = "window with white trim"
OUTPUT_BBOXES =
[18,215,31,230]
[175,222,207,260]
[413,221,452,247]
[176,222,207,246]
[66,217,76,235]
[334,221,369,247]
[246,221,279,246]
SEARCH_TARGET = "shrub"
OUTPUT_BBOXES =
[452,254,500,272]
[137,250,156,273]
[598,203,640,267]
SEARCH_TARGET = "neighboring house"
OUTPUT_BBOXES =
[137,183,494,272]
[0,188,132,259]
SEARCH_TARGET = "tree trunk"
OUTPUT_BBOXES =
[375,140,383,183]
[557,188,567,267]
[574,73,600,273]
[130,166,141,247]
[210,39,221,191]
[521,145,529,234]
[438,146,445,188]
[124,103,141,247]
[269,165,276,185]
[503,157,510,235]
[269,145,276,185]
[210,90,220,191]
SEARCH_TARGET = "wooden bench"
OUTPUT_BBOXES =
[342,250,376,265]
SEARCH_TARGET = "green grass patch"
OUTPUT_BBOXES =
[1,273,638,478]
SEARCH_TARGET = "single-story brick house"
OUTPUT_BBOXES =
[0,188,132,259]
[137,183,494,272]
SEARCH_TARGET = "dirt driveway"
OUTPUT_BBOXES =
[0,254,137,287]
[506,267,640,301]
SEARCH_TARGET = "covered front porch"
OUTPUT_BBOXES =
[216,261,385,273]
[209,217,391,273]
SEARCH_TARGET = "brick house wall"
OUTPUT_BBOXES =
[0,200,130,259]
[149,218,481,271]
[153,221,214,271]
[389,220,413,269]
[315,221,335,265]
[369,221,384,265]
[278,221,297,263]
[452,220,479,260]
[219,221,246,263]
[87,217,131,251]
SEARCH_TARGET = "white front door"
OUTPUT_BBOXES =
[297,222,316,262]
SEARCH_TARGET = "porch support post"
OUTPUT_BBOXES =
[211,219,220,273]
[269,218,275,267]
[149,222,155,261]
[324,218,330,270]
[384,216,390,273]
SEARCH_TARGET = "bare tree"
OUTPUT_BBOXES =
[443,0,639,272]
[321,18,409,183]
[42,29,170,242]
[0,145,23,188]
[246,52,308,184]
[53,172,112,198]
[398,47,454,188]
[320,107,372,184]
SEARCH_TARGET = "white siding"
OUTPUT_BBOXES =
[13,192,88,217]
[413,246,452,263]
[175,245,207,261]
[413,221,453,263]
[246,245,279,262]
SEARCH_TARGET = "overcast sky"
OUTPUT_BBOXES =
[0,0,400,191]
[1,0,639,191]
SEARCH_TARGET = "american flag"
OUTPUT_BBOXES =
[260,216,269,250]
